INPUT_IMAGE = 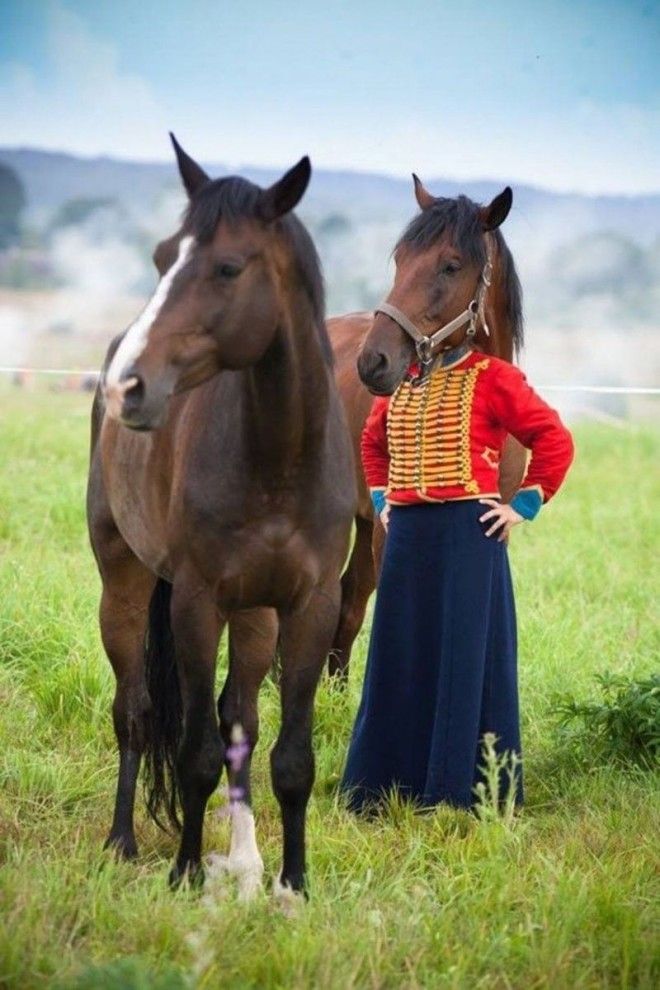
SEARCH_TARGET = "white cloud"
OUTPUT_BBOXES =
[0,3,169,158]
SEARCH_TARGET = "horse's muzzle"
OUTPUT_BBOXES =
[357,348,402,396]
[103,369,167,430]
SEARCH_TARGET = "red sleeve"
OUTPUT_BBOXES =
[360,397,390,489]
[489,363,574,502]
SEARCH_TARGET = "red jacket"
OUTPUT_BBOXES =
[361,349,574,507]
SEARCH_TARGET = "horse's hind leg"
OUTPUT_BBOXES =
[329,515,376,679]
[273,582,341,899]
[96,530,156,859]
[169,575,225,888]
[216,608,277,900]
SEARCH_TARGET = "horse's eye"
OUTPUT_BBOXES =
[213,261,243,280]
[442,262,461,276]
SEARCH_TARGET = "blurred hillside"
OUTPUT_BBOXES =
[0,147,658,419]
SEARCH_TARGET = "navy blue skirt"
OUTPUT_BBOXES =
[341,500,523,812]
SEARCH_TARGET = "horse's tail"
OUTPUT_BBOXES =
[143,578,182,832]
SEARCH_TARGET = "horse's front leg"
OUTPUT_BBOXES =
[169,576,225,889]
[273,581,341,900]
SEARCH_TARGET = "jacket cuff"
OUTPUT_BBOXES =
[510,488,543,520]
[370,488,387,516]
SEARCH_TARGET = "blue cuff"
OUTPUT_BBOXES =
[370,489,387,515]
[510,489,543,521]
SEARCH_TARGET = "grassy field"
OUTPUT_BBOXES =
[0,390,658,989]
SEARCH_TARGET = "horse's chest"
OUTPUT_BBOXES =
[182,496,322,610]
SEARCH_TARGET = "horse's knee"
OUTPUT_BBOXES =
[218,690,259,752]
[270,738,314,806]
[335,598,366,648]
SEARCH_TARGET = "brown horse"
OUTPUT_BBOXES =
[87,136,356,899]
[327,176,526,677]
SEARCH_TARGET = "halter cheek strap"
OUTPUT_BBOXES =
[375,234,494,375]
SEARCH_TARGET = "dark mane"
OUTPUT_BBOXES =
[397,194,524,355]
[183,177,332,364]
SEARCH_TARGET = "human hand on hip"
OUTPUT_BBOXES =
[478,499,523,541]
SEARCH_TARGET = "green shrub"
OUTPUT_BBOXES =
[553,672,659,769]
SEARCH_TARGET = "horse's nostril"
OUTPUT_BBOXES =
[122,374,145,414]
[358,349,390,379]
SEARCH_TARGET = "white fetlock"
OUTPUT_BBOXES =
[205,852,230,876]
[226,803,264,902]
[235,862,265,903]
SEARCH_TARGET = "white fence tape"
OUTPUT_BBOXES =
[0,366,659,395]
[532,385,660,395]
[0,366,99,376]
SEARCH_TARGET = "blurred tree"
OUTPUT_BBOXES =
[48,197,118,232]
[0,162,27,250]
[552,232,650,297]
[318,213,352,237]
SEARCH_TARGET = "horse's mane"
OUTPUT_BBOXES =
[397,194,524,355]
[182,176,332,364]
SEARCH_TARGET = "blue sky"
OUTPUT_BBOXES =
[1,0,658,193]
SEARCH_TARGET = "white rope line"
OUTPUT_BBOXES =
[533,385,660,395]
[0,366,99,376]
[0,366,659,395]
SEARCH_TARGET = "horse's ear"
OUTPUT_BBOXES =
[412,173,436,211]
[169,132,210,198]
[258,156,311,222]
[481,187,513,230]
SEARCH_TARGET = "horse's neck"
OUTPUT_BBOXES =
[244,305,330,474]
[482,263,514,361]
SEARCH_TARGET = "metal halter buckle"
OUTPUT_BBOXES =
[416,337,434,366]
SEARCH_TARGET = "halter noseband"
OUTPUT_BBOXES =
[374,234,494,380]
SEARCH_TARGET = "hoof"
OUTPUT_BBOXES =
[205,852,264,903]
[273,875,306,916]
[103,833,138,860]
[236,867,264,903]
[169,861,205,891]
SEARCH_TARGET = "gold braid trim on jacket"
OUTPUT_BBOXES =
[386,359,490,496]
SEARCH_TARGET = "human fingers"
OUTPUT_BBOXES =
[485,512,507,537]
[497,508,523,540]
[479,508,502,523]
[497,522,511,542]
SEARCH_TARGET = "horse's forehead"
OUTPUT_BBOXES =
[205,218,267,254]
[395,234,460,269]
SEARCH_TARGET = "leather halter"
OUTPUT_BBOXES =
[375,234,494,381]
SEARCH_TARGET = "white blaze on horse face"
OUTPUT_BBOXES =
[104,235,195,389]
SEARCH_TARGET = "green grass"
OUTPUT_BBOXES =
[0,390,658,989]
